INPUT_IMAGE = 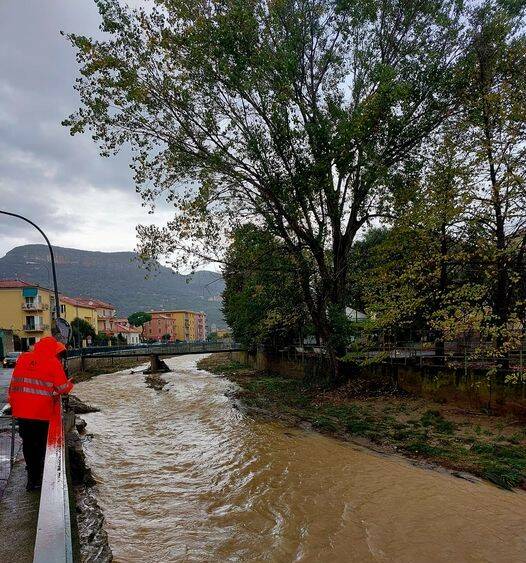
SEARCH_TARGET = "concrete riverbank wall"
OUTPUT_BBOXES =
[232,350,526,418]
[67,355,150,377]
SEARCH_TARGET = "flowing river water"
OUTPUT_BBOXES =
[75,355,526,562]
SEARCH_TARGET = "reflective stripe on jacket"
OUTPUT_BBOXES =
[9,336,73,421]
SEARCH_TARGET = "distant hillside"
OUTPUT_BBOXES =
[0,245,225,326]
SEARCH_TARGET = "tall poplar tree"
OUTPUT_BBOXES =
[65,0,464,376]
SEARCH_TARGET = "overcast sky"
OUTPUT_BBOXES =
[0,0,172,258]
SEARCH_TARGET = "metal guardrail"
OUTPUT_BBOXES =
[274,341,526,374]
[0,413,16,496]
[33,398,73,563]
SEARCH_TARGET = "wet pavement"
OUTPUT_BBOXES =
[0,458,39,563]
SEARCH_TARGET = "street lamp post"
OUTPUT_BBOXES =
[0,210,61,320]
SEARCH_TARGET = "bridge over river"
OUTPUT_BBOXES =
[67,340,243,359]
[68,340,244,373]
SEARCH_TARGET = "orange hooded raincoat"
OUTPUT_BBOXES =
[9,336,73,421]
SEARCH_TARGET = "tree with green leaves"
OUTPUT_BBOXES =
[222,224,307,350]
[351,0,526,363]
[408,1,526,361]
[127,311,152,341]
[352,127,473,343]
[456,1,526,357]
[347,227,390,314]
[65,0,465,378]
[71,317,97,346]
[128,311,152,327]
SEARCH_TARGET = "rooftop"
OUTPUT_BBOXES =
[73,297,115,309]
[60,295,99,309]
[112,323,142,334]
[0,278,52,291]
[149,309,206,315]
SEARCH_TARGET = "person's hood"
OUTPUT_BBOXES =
[33,336,66,357]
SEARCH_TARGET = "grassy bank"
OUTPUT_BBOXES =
[71,358,145,383]
[198,353,526,490]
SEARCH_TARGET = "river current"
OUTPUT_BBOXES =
[75,354,526,562]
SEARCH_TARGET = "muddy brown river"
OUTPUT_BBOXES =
[75,355,526,562]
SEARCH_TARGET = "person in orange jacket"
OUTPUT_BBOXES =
[9,336,73,491]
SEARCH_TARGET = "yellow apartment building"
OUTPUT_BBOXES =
[148,310,207,341]
[0,279,106,350]
[60,296,98,331]
[0,280,55,350]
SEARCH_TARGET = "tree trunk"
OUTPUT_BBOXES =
[435,221,448,363]
[298,236,351,385]
[478,49,509,371]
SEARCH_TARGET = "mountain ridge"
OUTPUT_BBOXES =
[0,244,225,326]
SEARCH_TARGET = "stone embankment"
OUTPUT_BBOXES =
[67,395,112,562]
[68,356,148,382]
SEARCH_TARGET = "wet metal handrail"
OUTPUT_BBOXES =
[0,413,17,495]
[33,398,73,563]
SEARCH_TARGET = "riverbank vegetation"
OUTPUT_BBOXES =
[199,354,526,490]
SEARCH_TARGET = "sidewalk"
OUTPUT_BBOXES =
[0,458,39,563]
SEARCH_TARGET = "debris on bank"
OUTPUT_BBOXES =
[68,394,100,415]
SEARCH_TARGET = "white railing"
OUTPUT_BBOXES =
[23,324,49,332]
[22,301,47,311]
[33,398,73,563]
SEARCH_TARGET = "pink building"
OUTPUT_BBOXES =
[143,315,176,341]
[195,312,207,340]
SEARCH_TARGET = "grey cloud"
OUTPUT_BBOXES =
[0,0,143,256]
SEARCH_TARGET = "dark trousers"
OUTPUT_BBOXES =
[17,419,49,483]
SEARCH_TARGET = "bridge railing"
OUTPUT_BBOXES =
[0,410,17,497]
[68,340,242,358]
[33,398,73,563]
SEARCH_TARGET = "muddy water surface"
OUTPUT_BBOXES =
[75,355,526,562]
